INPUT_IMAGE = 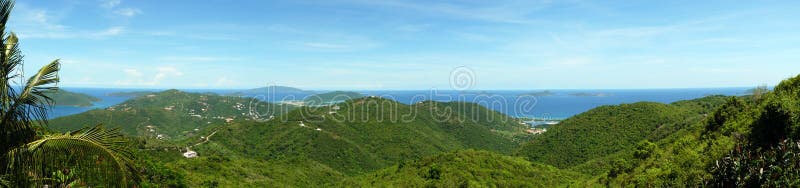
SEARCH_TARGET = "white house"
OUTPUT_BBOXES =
[183,148,198,158]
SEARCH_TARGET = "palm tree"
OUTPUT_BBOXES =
[0,0,136,187]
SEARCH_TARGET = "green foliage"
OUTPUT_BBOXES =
[705,97,747,133]
[633,141,656,159]
[339,150,581,187]
[710,140,800,187]
[749,93,800,148]
[707,74,800,186]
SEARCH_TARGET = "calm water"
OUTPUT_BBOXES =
[48,88,158,119]
[50,87,750,120]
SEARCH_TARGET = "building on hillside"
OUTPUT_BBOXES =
[329,105,341,115]
[526,128,547,134]
[183,148,198,158]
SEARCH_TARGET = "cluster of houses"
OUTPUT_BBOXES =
[526,128,547,134]
[106,104,132,112]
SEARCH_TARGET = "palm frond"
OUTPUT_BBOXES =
[6,124,138,187]
[2,58,59,127]
[0,59,58,155]
[0,174,9,187]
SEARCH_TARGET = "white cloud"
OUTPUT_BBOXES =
[157,56,244,62]
[155,66,183,81]
[114,8,141,17]
[214,76,236,86]
[301,42,350,49]
[10,4,128,39]
[101,0,121,9]
[92,26,125,38]
[115,66,183,86]
[123,68,143,77]
[293,39,380,52]
[341,0,551,24]
[101,0,142,17]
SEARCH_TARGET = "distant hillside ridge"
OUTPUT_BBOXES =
[229,86,311,96]
[45,89,101,107]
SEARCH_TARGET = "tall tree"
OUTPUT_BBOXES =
[0,0,135,187]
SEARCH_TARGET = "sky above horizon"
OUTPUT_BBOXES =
[9,0,800,90]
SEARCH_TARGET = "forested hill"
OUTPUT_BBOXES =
[48,89,291,140]
[194,97,528,171]
[44,89,101,107]
[516,96,729,170]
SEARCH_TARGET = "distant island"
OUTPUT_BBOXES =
[304,91,363,106]
[226,86,311,97]
[459,90,493,95]
[569,92,610,97]
[107,91,157,97]
[519,90,556,97]
[45,89,101,107]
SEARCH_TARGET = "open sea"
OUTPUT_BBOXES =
[51,87,751,121]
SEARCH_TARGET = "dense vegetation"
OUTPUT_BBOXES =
[340,150,581,187]
[44,89,100,107]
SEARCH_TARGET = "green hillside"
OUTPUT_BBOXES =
[516,95,730,176]
[340,150,581,187]
[44,89,101,107]
[44,77,800,187]
[122,96,531,186]
[517,102,682,168]
[49,89,292,140]
[194,97,528,174]
[303,91,363,106]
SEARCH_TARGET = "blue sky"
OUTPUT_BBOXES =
[9,0,800,90]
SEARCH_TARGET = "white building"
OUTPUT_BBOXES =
[183,148,198,158]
